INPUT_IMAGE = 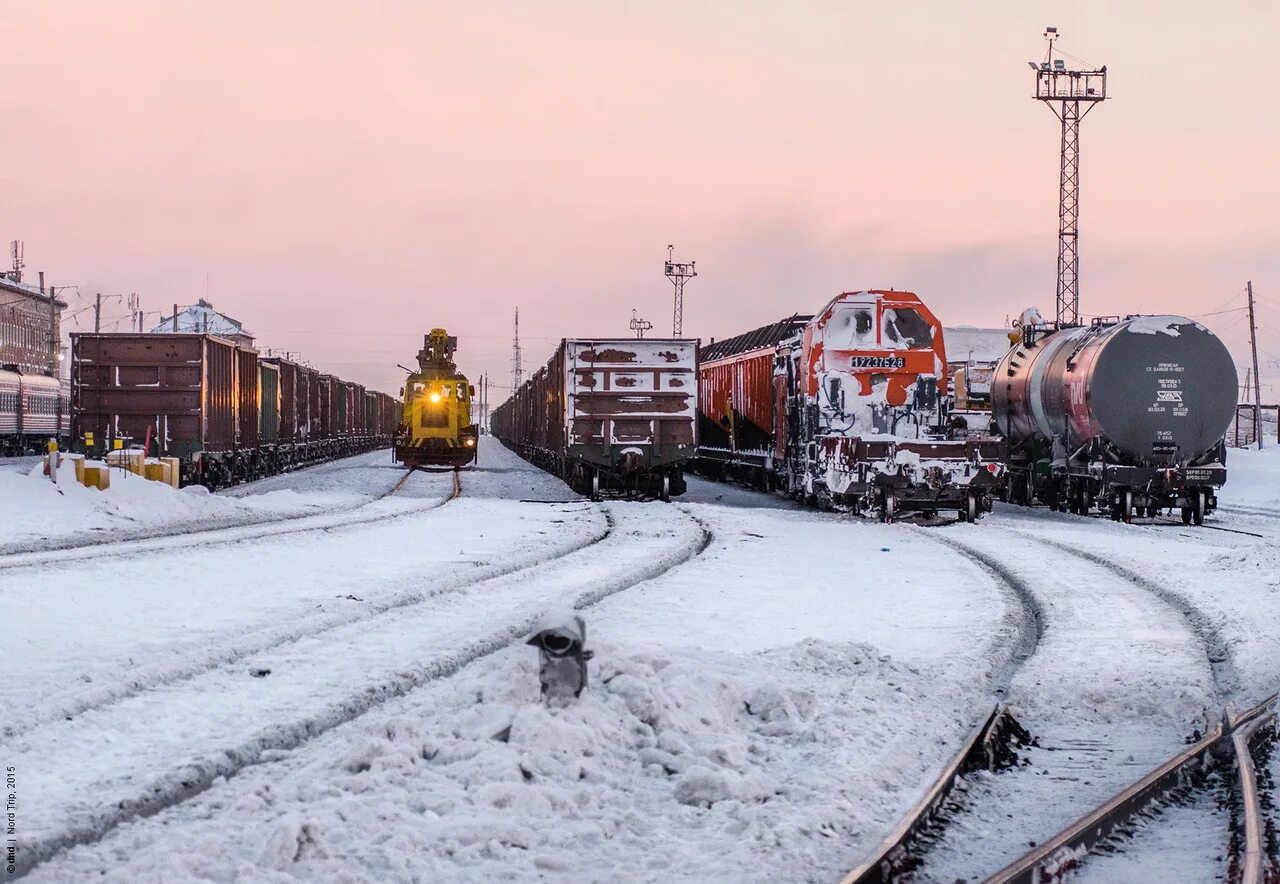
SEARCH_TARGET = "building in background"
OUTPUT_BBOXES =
[944,326,1016,411]
[0,271,67,376]
[148,298,255,349]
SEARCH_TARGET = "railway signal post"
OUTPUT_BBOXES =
[1031,27,1107,328]
[664,244,696,337]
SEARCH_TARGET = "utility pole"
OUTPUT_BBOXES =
[664,245,696,337]
[94,292,102,333]
[1031,28,1107,327]
[41,271,55,376]
[1247,280,1263,449]
[630,308,652,339]
[510,308,523,392]
[173,303,179,332]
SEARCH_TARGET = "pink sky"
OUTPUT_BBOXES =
[3,2,1277,398]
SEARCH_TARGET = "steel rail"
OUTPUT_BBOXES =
[1229,697,1277,884]
[986,692,1278,884]
[840,705,1021,884]
[983,723,1224,883]
[0,468,452,574]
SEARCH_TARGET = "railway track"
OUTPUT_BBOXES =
[0,465,453,574]
[842,529,1237,882]
[2,469,505,740]
[7,501,712,880]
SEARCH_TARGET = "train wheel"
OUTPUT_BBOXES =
[660,474,671,503]
[883,493,896,524]
[591,471,600,502]
[1181,506,1193,525]
[1121,489,1134,524]
[963,492,979,523]
[1193,489,1206,526]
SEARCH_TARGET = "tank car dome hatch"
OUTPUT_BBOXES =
[1089,317,1237,464]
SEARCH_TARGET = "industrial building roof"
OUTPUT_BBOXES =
[148,299,254,342]
[943,326,1015,364]
[0,274,69,309]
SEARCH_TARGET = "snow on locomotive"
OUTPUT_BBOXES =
[993,312,1237,524]
[697,290,1004,522]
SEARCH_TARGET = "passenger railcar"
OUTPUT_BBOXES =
[492,338,697,500]
[70,333,397,488]
[0,368,69,454]
[993,314,1237,524]
[698,290,1005,521]
[394,329,478,469]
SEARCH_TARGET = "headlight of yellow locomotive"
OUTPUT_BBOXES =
[428,391,442,403]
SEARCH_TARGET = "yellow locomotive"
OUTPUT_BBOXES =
[394,329,478,469]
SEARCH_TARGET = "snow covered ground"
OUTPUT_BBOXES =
[3,438,1279,882]
[0,450,405,554]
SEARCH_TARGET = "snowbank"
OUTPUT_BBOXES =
[0,457,376,551]
[1220,444,1280,508]
[33,639,986,884]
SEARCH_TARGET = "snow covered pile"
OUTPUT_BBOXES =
[52,639,983,883]
[0,458,370,551]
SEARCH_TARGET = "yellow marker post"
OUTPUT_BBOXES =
[47,438,58,484]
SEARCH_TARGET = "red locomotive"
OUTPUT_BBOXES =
[698,290,1004,521]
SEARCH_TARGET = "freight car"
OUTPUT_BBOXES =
[993,313,1237,524]
[70,333,398,488]
[0,368,69,454]
[492,338,697,500]
[698,290,1005,522]
[393,329,479,469]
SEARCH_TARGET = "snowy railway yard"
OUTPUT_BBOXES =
[3,440,1280,883]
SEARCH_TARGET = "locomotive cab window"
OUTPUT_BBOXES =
[824,305,878,349]
[883,308,934,349]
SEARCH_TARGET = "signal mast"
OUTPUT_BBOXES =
[629,308,652,339]
[664,245,696,337]
[1030,27,1107,328]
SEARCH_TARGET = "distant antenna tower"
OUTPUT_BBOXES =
[9,240,24,281]
[664,244,696,337]
[629,308,652,339]
[1030,27,1107,327]
[510,307,523,391]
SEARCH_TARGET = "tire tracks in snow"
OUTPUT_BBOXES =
[918,531,1045,693]
[1000,527,1237,702]
[0,473,568,740]
[8,503,712,881]
[0,467,451,576]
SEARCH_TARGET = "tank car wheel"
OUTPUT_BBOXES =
[1121,489,1134,524]
[1193,489,1206,526]
[883,493,897,524]
[962,492,979,523]
[1181,506,1193,525]
[591,471,601,502]
[660,473,671,503]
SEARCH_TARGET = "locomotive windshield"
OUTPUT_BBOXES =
[882,308,934,349]
[823,304,877,350]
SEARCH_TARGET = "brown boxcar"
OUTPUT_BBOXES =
[71,333,238,459]
[236,347,260,449]
[262,356,300,442]
[259,360,280,443]
[491,338,697,499]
